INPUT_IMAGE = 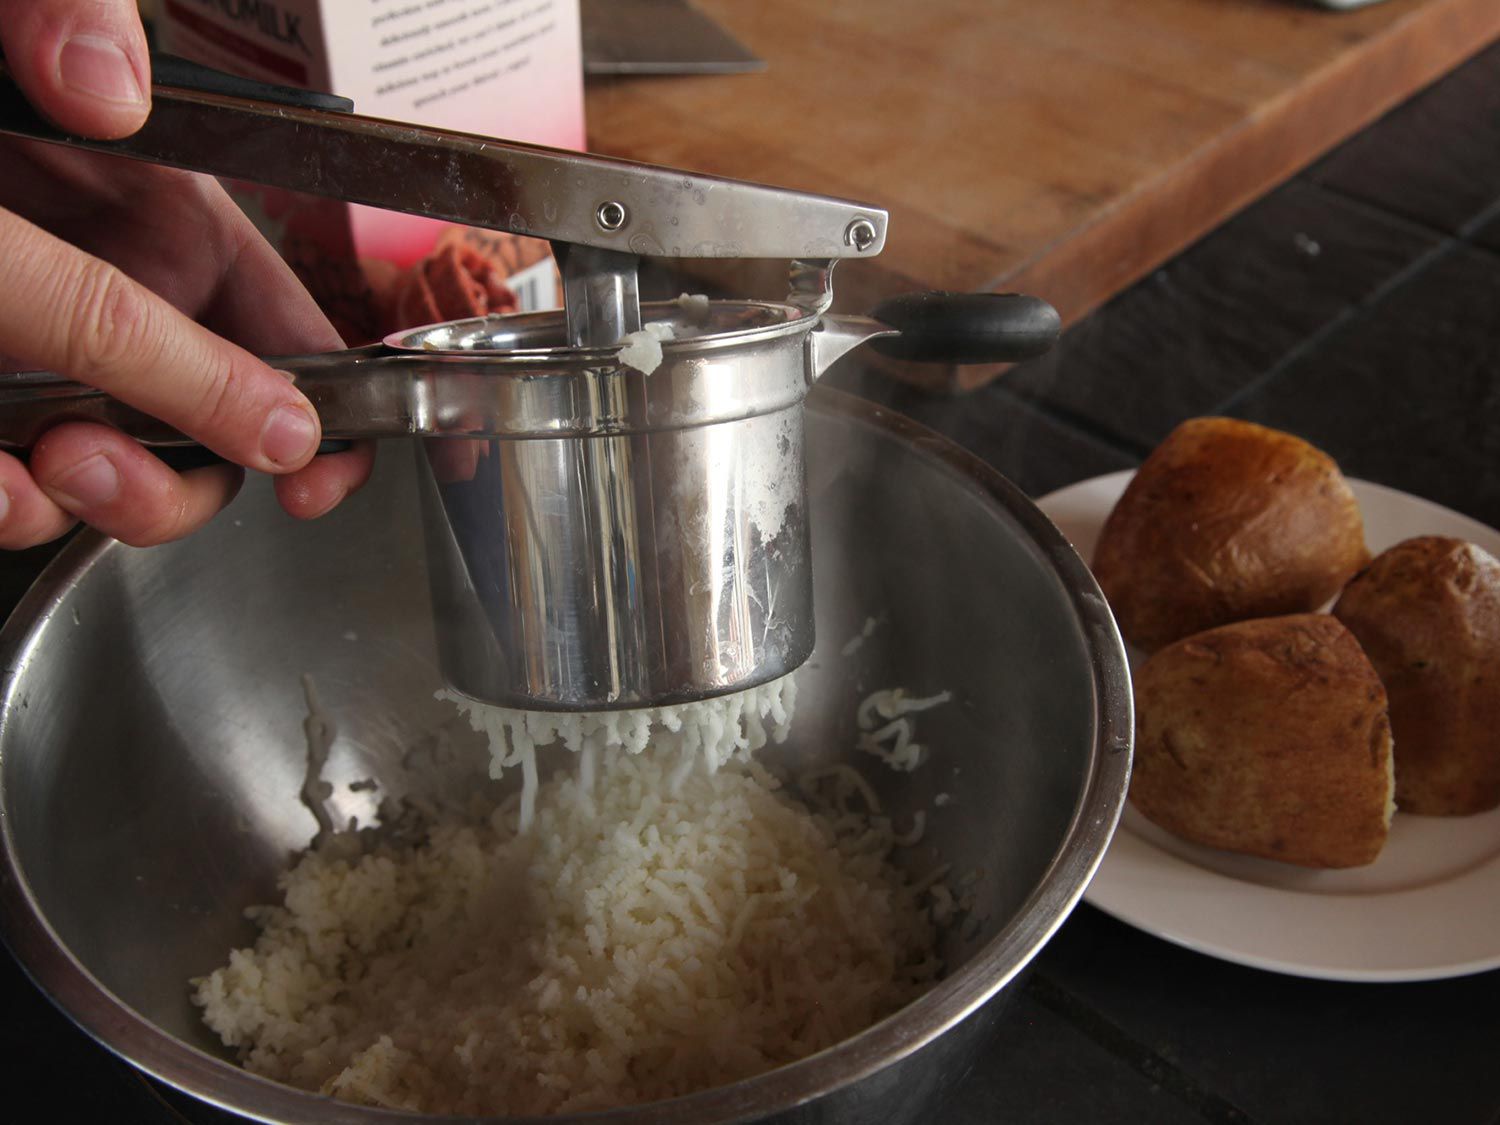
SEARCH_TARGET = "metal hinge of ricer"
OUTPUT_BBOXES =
[0,53,887,346]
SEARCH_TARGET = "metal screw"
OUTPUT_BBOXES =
[596,201,628,231]
[844,218,878,252]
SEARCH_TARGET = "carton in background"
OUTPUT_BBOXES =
[157,0,583,341]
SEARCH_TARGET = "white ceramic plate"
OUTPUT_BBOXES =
[1037,471,1500,982]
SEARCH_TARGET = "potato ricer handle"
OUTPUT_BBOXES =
[0,347,397,451]
[0,54,886,263]
[868,292,1061,364]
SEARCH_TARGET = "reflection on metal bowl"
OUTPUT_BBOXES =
[0,388,1130,1124]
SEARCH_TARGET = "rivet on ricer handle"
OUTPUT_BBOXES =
[844,218,879,252]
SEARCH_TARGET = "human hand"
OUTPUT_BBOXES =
[0,0,375,549]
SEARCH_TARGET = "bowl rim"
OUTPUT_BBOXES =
[0,386,1133,1124]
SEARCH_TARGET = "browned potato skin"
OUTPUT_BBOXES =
[1132,614,1393,868]
[1094,418,1369,652]
[1333,537,1500,816]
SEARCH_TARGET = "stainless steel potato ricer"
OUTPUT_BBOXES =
[0,56,1061,712]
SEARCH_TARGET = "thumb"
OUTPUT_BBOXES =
[0,0,151,140]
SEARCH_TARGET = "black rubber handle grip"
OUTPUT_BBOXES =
[152,440,355,473]
[150,52,354,114]
[868,292,1061,364]
[10,440,353,474]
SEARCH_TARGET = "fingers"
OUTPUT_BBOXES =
[427,439,486,485]
[0,451,77,550]
[274,442,378,520]
[0,207,324,476]
[0,430,374,549]
[25,423,242,547]
[0,0,150,139]
[0,424,245,550]
[129,183,378,522]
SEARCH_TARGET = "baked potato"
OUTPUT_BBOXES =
[1131,613,1394,868]
[1333,536,1500,816]
[1093,417,1369,651]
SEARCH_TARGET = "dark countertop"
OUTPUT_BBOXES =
[825,37,1500,1125]
[6,37,1500,1125]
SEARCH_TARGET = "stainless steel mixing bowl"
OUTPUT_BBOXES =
[0,389,1130,1124]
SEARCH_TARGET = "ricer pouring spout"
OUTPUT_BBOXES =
[0,55,1061,712]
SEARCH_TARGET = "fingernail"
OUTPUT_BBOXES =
[59,35,145,106]
[0,486,10,526]
[49,453,121,509]
[260,405,319,467]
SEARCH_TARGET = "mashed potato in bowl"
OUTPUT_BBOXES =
[193,677,950,1115]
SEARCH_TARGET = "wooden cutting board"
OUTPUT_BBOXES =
[584,0,1500,389]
